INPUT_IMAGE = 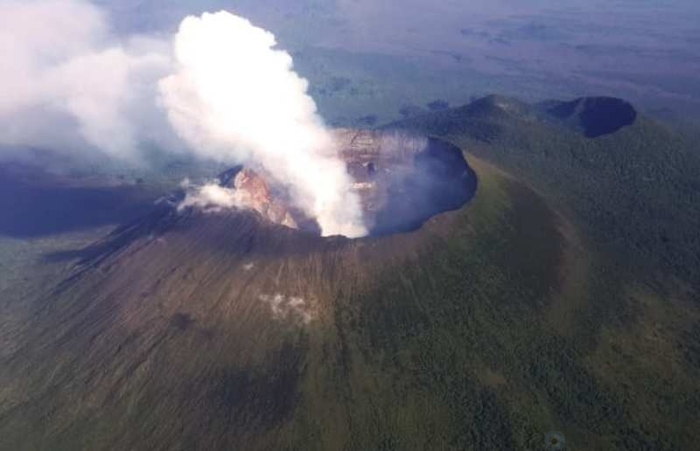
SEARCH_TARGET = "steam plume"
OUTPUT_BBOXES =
[159,12,366,237]
[0,2,367,238]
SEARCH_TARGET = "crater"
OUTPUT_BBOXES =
[337,129,477,237]
[212,129,477,238]
[547,97,637,138]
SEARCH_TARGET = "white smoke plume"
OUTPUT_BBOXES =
[177,183,249,214]
[159,12,366,237]
[0,1,367,238]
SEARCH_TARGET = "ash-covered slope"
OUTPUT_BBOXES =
[0,131,483,450]
[0,149,570,451]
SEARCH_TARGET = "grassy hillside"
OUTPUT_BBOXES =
[391,95,700,289]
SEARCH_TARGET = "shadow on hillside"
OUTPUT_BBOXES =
[0,164,156,238]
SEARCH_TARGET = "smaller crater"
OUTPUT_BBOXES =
[547,97,637,138]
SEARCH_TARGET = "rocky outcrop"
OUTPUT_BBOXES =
[228,168,299,230]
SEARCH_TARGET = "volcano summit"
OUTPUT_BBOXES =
[179,129,476,238]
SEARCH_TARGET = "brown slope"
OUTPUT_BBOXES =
[0,152,583,451]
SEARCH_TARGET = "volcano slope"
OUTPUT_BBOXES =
[0,104,698,450]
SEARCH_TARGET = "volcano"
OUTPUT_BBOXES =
[0,129,489,450]
[48,131,478,322]
[4,96,697,451]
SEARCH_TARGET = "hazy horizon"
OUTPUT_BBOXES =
[91,0,700,123]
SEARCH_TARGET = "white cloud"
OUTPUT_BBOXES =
[0,0,173,160]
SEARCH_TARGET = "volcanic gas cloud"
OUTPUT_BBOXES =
[0,1,367,238]
[160,13,367,238]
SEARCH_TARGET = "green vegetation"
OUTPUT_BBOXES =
[393,95,700,287]
[387,96,700,449]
